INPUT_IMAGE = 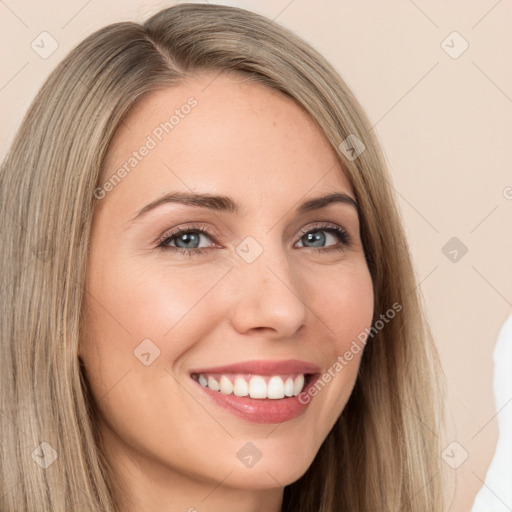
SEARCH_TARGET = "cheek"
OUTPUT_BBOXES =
[302,262,374,420]
[308,260,374,347]
[84,252,232,345]
[79,257,233,399]
[84,207,231,352]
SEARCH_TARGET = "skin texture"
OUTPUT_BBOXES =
[80,71,374,512]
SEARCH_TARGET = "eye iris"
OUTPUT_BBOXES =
[176,232,200,248]
[304,231,326,247]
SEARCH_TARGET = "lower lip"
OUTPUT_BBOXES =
[191,375,319,424]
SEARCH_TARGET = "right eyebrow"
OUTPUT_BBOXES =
[129,192,243,223]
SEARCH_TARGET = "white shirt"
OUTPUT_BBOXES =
[471,314,512,511]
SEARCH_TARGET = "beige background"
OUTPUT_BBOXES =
[1,1,511,510]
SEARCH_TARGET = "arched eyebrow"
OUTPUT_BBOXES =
[128,191,358,223]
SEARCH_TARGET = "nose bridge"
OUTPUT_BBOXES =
[228,233,308,335]
[236,232,293,288]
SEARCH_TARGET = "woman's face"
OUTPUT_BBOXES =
[81,71,374,508]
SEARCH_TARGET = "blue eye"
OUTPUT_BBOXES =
[296,225,350,250]
[157,222,216,256]
[164,230,211,250]
[157,222,351,256]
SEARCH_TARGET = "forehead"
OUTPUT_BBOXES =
[100,72,354,212]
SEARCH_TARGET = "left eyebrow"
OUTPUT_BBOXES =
[297,192,358,214]
[128,191,358,224]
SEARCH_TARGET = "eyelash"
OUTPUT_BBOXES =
[156,222,351,257]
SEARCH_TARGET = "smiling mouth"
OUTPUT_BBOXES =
[188,359,321,423]
[191,372,314,399]
[189,371,320,424]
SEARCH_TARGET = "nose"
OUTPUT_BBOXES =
[228,243,308,339]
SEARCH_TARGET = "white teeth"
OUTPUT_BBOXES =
[284,377,295,397]
[249,376,267,398]
[233,376,249,397]
[207,376,220,391]
[219,375,233,395]
[293,374,304,396]
[267,376,285,399]
[195,373,307,399]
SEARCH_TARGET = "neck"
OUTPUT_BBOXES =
[101,425,284,512]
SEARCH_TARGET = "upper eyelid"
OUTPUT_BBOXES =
[296,222,346,235]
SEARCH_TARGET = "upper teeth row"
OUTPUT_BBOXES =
[194,374,306,399]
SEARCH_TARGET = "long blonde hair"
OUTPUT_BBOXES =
[0,3,445,510]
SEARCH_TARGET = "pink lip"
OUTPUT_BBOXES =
[189,358,320,376]
[189,359,321,424]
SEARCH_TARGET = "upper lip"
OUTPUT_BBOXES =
[189,359,320,376]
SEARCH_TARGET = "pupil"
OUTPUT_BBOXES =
[177,233,199,248]
[305,231,325,247]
